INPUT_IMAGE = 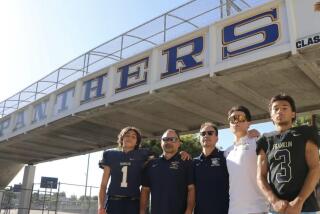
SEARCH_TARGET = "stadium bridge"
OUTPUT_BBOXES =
[0,0,320,212]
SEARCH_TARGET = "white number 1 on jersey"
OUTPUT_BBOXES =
[120,166,128,188]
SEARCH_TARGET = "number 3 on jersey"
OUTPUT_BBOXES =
[120,166,128,188]
[274,149,292,183]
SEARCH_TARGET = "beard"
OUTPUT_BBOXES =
[163,143,175,153]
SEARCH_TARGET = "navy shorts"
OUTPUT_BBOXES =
[105,196,139,214]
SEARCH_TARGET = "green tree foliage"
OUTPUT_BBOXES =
[294,115,312,127]
[141,139,162,157]
[180,134,202,157]
[294,114,320,157]
[141,134,202,158]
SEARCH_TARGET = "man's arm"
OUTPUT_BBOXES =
[140,187,150,214]
[285,140,320,214]
[98,166,110,214]
[184,184,195,214]
[257,150,288,213]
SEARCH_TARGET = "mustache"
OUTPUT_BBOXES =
[163,144,173,149]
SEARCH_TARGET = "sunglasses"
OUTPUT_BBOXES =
[228,114,247,124]
[162,137,178,142]
[200,131,215,137]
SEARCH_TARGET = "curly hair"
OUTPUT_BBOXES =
[117,126,142,150]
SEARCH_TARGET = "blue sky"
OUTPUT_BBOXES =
[0,0,275,196]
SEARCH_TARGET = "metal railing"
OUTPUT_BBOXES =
[0,0,269,118]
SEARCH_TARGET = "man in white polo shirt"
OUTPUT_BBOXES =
[225,105,268,214]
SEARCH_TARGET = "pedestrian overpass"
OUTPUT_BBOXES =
[0,0,320,193]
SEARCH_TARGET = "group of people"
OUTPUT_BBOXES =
[98,94,320,214]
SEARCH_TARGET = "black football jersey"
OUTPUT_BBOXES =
[99,148,152,198]
[256,125,320,211]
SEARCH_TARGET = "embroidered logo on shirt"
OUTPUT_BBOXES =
[210,158,220,166]
[120,162,131,166]
[169,161,180,169]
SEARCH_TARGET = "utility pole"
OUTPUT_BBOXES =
[84,153,90,199]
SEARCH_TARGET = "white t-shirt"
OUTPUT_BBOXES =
[225,135,268,214]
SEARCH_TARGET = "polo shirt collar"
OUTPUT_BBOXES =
[160,152,180,161]
[199,148,219,160]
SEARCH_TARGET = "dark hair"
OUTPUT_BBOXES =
[200,122,218,136]
[117,126,142,149]
[162,129,181,141]
[269,94,296,121]
[228,105,251,121]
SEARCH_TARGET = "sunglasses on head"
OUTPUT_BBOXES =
[162,137,178,142]
[200,131,215,137]
[228,114,247,124]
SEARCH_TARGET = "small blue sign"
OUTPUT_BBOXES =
[13,184,22,192]
[40,177,58,189]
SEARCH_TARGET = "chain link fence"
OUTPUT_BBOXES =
[1,183,99,214]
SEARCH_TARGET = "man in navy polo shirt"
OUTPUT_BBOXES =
[193,122,229,214]
[140,129,195,214]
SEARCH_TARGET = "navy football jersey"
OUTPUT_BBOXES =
[256,125,320,211]
[99,148,152,198]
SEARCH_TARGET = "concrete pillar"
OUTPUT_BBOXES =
[0,190,3,208]
[18,165,35,214]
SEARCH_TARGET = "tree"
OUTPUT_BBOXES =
[70,195,77,201]
[141,134,201,158]
[180,134,202,157]
[141,139,162,157]
[294,114,320,158]
[294,115,312,127]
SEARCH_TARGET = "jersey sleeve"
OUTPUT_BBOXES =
[303,125,320,148]
[256,135,268,155]
[98,150,111,169]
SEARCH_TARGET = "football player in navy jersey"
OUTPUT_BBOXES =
[98,127,152,214]
[256,94,320,214]
[98,127,191,214]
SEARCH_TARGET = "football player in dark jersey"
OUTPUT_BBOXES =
[256,94,320,214]
[98,127,152,214]
[98,127,190,214]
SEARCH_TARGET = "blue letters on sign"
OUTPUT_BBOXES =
[0,118,10,136]
[57,88,74,113]
[32,101,47,123]
[82,75,105,103]
[222,8,279,59]
[13,111,26,131]
[116,57,149,93]
[161,36,203,78]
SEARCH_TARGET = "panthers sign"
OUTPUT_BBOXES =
[0,0,318,140]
